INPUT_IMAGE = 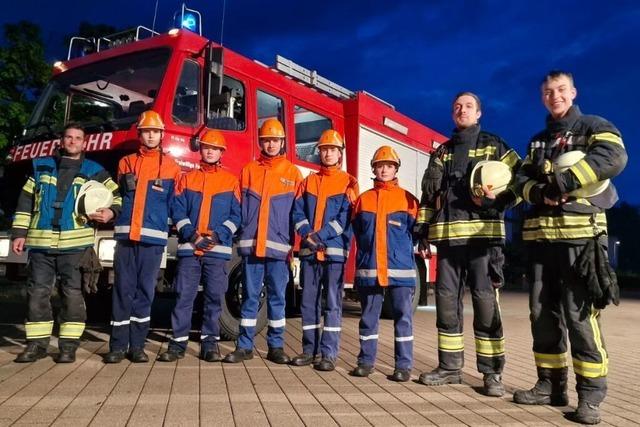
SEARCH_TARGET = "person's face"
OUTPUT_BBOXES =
[62,128,85,158]
[373,161,398,182]
[260,137,284,156]
[319,146,341,166]
[140,129,163,149]
[452,95,481,129]
[542,75,577,119]
[200,145,223,164]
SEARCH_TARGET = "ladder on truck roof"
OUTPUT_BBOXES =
[275,55,355,100]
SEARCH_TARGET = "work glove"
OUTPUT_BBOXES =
[306,232,326,252]
[417,237,432,259]
[80,247,103,294]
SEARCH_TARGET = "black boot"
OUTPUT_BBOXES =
[573,401,601,425]
[103,349,127,364]
[390,369,411,382]
[266,348,291,364]
[290,353,314,366]
[201,343,222,362]
[351,364,374,377]
[418,367,462,385]
[314,358,335,372]
[15,342,47,363]
[483,373,505,397]
[158,349,185,362]
[56,346,77,363]
[513,367,568,406]
[223,348,254,363]
[128,348,149,363]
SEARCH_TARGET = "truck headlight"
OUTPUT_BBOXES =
[98,239,117,262]
[0,238,10,258]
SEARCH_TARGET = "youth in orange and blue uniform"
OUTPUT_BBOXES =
[108,111,182,359]
[291,129,359,365]
[163,130,241,358]
[233,119,303,356]
[351,146,419,376]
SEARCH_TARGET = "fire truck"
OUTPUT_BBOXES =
[0,10,445,339]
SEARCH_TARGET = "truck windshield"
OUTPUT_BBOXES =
[21,48,171,143]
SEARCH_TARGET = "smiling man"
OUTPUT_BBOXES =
[514,71,628,425]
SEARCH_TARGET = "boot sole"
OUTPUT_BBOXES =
[419,375,462,386]
[513,395,568,406]
[14,353,47,363]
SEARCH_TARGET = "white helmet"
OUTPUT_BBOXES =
[75,180,114,218]
[469,160,513,198]
[553,151,609,198]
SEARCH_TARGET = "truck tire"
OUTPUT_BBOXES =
[380,262,422,319]
[219,257,268,341]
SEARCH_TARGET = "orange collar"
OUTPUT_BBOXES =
[258,153,286,167]
[139,146,162,158]
[373,178,399,190]
[200,161,221,172]
[319,164,341,176]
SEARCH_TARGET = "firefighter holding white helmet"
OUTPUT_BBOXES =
[224,118,303,364]
[290,129,359,371]
[350,146,418,382]
[11,123,121,363]
[415,92,521,396]
[105,110,181,364]
[513,71,627,425]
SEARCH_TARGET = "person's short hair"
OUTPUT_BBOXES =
[542,70,575,86]
[63,122,86,136]
[453,91,482,112]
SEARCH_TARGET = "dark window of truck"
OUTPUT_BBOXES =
[208,75,246,131]
[294,106,332,165]
[257,90,285,136]
[172,60,200,125]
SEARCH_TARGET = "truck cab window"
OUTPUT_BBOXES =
[257,90,285,134]
[294,106,332,165]
[172,60,200,125]
[208,75,245,131]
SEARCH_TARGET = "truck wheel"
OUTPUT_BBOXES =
[219,258,268,341]
[380,264,422,319]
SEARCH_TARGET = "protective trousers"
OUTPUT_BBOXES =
[528,242,608,405]
[300,260,344,361]
[357,286,414,370]
[168,257,229,352]
[25,251,86,350]
[110,241,164,351]
[237,255,288,350]
[435,245,505,373]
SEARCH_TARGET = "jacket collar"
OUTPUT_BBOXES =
[373,178,399,190]
[546,105,582,133]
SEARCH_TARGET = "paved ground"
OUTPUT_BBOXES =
[0,290,639,426]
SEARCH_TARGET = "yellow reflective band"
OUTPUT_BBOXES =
[59,322,86,339]
[72,177,86,186]
[569,159,598,186]
[38,174,57,186]
[417,207,429,223]
[438,333,464,351]
[443,153,453,162]
[523,213,607,241]
[469,146,497,158]
[523,180,537,203]
[475,337,505,356]
[534,352,568,369]
[429,220,505,241]
[589,132,624,147]
[500,149,520,169]
[573,359,607,378]
[12,212,32,229]
[26,228,95,250]
[25,321,54,339]
[23,178,36,194]
[585,306,608,377]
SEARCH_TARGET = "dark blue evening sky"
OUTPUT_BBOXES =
[3,0,638,202]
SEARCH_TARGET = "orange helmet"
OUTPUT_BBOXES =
[371,146,401,167]
[200,130,226,150]
[137,110,165,130]
[258,118,285,138]
[317,129,345,150]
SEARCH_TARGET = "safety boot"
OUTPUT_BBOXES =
[14,342,47,363]
[483,373,505,397]
[513,367,568,406]
[223,348,254,363]
[350,364,374,377]
[290,353,314,366]
[201,343,223,362]
[103,349,126,364]
[56,346,77,363]
[266,347,291,364]
[390,369,411,382]
[314,358,335,372]
[128,348,149,363]
[573,401,601,425]
[418,367,462,386]
[158,349,185,362]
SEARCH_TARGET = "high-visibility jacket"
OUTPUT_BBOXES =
[238,154,302,260]
[352,179,419,287]
[292,165,359,262]
[172,162,241,259]
[416,125,521,246]
[516,106,627,242]
[114,146,181,246]
[11,154,121,251]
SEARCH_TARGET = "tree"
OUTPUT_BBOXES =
[0,21,51,153]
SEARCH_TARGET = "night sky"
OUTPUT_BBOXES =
[2,0,638,203]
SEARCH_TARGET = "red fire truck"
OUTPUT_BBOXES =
[0,17,445,339]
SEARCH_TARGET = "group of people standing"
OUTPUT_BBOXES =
[10,70,626,425]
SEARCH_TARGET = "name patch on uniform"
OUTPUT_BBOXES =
[152,185,164,192]
[280,178,296,186]
[388,220,402,227]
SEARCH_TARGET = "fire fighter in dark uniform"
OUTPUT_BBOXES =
[158,130,240,362]
[513,71,627,425]
[416,92,521,396]
[290,129,359,371]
